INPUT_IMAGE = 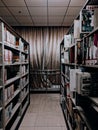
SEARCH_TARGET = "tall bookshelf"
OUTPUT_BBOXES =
[0,18,30,130]
[60,0,98,130]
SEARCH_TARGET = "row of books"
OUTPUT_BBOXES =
[64,9,98,48]
[76,32,98,65]
[4,49,28,64]
[85,35,98,65]
[4,49,20,64]
[4,27,18,48]
[4,27,29,51]
[63,36,98,65]
[4,84,14,102]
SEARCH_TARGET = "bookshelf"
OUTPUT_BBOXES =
[60,0,98,130]
[0,18,30,130]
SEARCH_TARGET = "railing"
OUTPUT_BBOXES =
[30,69,60,92]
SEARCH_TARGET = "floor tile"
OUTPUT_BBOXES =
[35,114,66,127]
[27,104,40,113]
[34,126,67,130]
[19,126,35,130]
[20,113,37,127]
[19,94,68,130]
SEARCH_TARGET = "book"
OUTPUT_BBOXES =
[10,84,14,96]
[70,46,75,63]
[4,49,13,64]
[64,51,69,63]
[4,88,8,102]
[74,20,80,39]
[21,65,26,74]
[64,34,71,48]
[4,49,9,64]
[8,103,13,117]
[4,27,7,41]
[9,50,12,64]
[94,8,98,29]
[6,30,10,44]
[80,9,94,33]
[16,38,19,48]
[70,69,81,92]
[5,107,9,122]
[21,54,25,62]
[4,69,7,82]
[7,86,11,99]
[12,54,19,63]
[20,40,24,51]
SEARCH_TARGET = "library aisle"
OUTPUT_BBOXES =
[19,94,67,130]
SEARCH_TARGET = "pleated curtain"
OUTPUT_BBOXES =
[14,27,67,69]
[14,27,67,89]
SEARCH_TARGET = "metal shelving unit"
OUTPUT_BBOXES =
[0,18,30,130]
[60,0,98,130]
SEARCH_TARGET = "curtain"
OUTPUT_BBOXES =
[14,27,67,69]
[14,27,68,89]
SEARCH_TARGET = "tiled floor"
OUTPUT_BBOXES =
[19,94,68,130]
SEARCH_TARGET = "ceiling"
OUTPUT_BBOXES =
[0,0,87,27]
